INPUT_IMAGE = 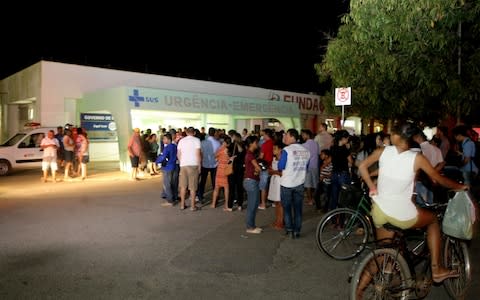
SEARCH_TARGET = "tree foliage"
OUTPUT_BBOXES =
[316,0,480,125]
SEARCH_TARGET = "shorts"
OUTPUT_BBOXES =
[42,157,58,171]
[80,155,89,164]
[304,168,319,188]
[371,203,418,230]
[148,152,157,162]
[179,165,199,191]
[259,170,270,190]
[130,155,140,168]
[64,150,74,163]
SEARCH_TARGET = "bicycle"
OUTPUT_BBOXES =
[315,183,375,260]
[348,193,472,299]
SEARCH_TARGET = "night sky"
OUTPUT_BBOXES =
[0,2,349,94]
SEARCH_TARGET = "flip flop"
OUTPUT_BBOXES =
[432,269,460,283]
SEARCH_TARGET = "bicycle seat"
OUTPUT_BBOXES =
[383,223,404,233]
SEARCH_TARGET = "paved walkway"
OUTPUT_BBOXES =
[0,161,478,299]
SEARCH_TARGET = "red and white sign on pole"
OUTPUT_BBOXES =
[335,87,351,106]
[335,87,351,129]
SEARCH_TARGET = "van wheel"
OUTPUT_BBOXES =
[0,160,11,176]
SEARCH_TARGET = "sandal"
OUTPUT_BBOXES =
[432,269,460,283]
[190,206,200,211]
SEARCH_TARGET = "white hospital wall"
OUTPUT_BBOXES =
[1,60,319,141]
[39,61,275,126]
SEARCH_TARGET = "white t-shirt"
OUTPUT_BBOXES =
[177,135,201,167]
[279,143,310,188]
[375,146,418,221]
[420,141,443,169]
[63,135,75,151]
[314,131,333,151]
[40,137,60,158]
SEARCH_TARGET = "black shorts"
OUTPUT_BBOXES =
[148,153,157,162]
[64,150,74,162]
[130,155,140,167]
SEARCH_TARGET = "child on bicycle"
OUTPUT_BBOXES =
[358,122,468,283]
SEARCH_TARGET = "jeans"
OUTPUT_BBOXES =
[415,181,433,205]
[162,166,179,202]
[281,184,304,234]
[243,178,259,229]
[330,171,351,211]
[259,170,270,190]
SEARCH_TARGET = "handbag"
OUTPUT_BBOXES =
[225,161,233,176]
[442,191,476,240]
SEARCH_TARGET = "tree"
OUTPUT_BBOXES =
[316,0,480,125]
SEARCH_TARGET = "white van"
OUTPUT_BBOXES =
[0,127,57,175]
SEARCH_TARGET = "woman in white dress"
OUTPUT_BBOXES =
[268,141,285,230]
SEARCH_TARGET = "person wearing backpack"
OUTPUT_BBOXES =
[452,125,478,186]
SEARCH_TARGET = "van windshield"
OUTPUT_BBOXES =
[1,133,27,146]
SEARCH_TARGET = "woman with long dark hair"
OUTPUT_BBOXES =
[243,135,263,234]
[329,130,353,211]
[227,132,245,211]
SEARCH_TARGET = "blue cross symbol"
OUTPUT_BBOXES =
[129,89,145,107]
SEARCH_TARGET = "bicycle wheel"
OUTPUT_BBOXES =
[443,237,471,299]
[350,248,411,300]
[316,208,370,260]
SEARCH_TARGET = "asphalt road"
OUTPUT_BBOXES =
[0,162,478,299]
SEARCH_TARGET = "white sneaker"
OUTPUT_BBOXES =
[246,228,262,234]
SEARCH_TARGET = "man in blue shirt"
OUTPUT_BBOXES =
[156,133,178,206]
[452,125,478,186]
[197,127,221,203]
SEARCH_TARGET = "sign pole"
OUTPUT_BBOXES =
[335,87,351,130]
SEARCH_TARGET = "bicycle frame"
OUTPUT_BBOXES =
[350,192,375,240]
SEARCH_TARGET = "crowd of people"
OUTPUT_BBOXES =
[40,125,90,183]
[41,121,476,238]
[127,125,314,237]
[125,122,478,237]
